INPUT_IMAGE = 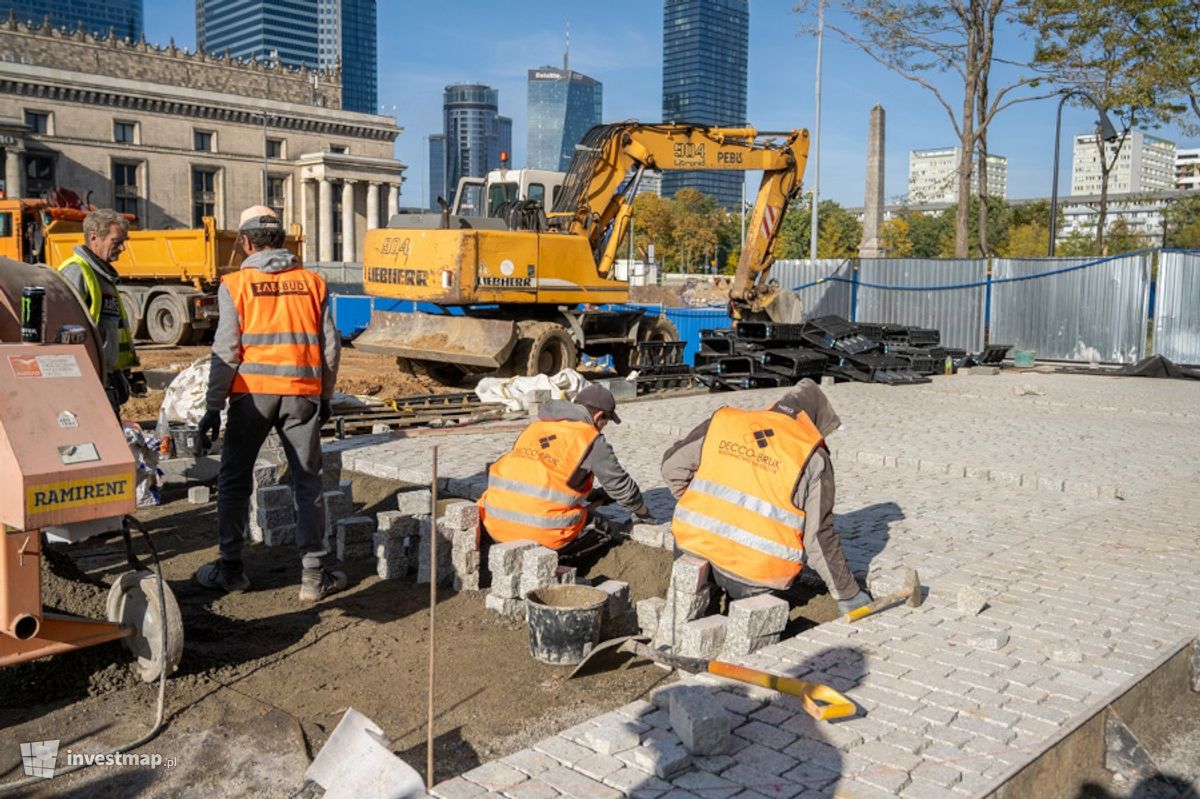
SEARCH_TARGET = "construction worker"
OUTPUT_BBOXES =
[479,384,655,555]
[193,206,345,602]
[57,209,138,416]
[660,379,871,613]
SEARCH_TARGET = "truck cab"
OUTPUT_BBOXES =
[452,168,566,218]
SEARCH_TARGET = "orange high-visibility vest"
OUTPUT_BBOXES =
[223,268,326,396]
[479,419,599,550]
[672,406,825,590]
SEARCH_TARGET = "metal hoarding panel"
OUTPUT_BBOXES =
[770,259,854,320]
[1153,251,1200,366]
[991,255,1150,363]
[855,259,987,352]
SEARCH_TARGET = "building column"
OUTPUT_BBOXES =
[366,182,380,230]
[387,183,400,218]
[341,180,357,262]
[318,178,334,263]
[300,179,316,262]
[4,146,23,199]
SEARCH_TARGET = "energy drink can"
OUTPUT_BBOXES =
[20,285,46,343]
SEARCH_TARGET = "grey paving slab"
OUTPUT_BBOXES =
[347,374,1200,798]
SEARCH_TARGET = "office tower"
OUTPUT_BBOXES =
[0,0,143,40]
[441,83,512,206]
[908,147,1007,203]
[527,62,602,172]
[661,0,748,209]
[1071,130,1175,195]
[429,133,446,209]
[196,0,377,113]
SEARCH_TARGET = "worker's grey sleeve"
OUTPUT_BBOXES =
[659,418,711,500]
[795,451,860,600]
[58,263,90,308]
[206,284,241,411]
[580,435,644,511]
[319,292,341,400]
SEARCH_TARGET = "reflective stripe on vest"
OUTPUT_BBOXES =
[672,406,824,590]
[478,418,598,550]
[224,268,326,396]
[58,253,138,370]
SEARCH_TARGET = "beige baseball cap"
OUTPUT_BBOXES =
[238,205,282,231]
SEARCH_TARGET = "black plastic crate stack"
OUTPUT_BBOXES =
[693,314,959,391]
[632,340,693,394]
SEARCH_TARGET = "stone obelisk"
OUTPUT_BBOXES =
[859,105,886,258]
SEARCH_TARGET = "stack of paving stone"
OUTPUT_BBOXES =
[246,460,296,546]
[320,482,355,553]
[595,579,637,638]
[486,540,538,617]
[443,501,482,591]
[644,556,789,659]
[647,556,713,649]
[373,510,417,580]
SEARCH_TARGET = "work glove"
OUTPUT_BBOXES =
[586,487,613,506]
[198,409,222,453]
[632,504,658,525]
[836,589,873,615]
[107,370,131,407]
[319,399,333,425]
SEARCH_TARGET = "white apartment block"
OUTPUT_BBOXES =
[1176,147,1200,190]
[1071,131,1175,195]
[908,147,1007,203]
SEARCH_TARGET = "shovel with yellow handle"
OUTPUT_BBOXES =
[568,635,857,722]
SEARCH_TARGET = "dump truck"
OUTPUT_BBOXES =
[0,194,300,345]
[357,122,810,385]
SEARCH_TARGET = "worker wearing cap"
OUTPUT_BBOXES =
[479,384,655,554]
[57,208,139,416]
[194,206,344,602]
[660,379,871,613]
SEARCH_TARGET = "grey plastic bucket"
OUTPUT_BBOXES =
[525,584,609,665]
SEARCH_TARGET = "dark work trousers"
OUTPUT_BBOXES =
[218,393,326,571]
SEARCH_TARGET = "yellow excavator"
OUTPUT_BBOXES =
[357,122,810,385]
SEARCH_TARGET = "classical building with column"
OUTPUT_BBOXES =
[0,17,404,263]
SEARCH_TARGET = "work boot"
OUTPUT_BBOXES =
[193,559,251,592]
[299,568,348,602]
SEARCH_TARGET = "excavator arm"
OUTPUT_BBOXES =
[549,123,810,318]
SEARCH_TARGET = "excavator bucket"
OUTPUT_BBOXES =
[354,310,518,369]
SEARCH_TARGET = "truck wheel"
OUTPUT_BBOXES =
[613,315,680,374]
[119,290,144,339]
[512,322,577,377]
[396,357,463,391]
[146,294,193,346]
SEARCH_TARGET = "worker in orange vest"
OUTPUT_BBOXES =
[661,379,870,613]
[193,206,345,602]
[479,384,655,554]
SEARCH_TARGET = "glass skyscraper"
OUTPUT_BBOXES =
[441,84,512,206]
[661,0,748,209]
[527,66,602,173]
[196,0,377,114]
[428,133,446,209]
[0,0,143,40]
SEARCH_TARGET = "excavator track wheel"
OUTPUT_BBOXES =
[106,570,184,683]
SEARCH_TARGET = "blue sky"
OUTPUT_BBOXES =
[147,1,1199,208]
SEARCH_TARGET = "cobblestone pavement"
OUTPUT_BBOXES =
[342,372,1200,798]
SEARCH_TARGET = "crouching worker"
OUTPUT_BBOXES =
[660,379,870,613]
[479,384,654,557]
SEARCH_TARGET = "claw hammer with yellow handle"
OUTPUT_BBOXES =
[844,568,923,622]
